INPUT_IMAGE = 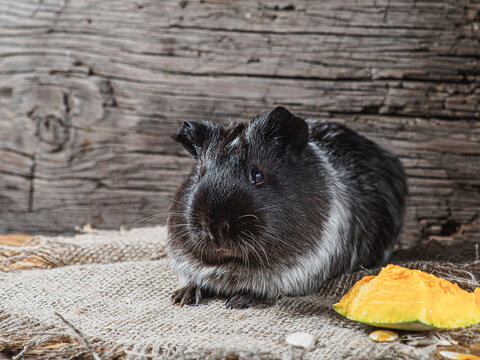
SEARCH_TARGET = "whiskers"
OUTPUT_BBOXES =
[239,230,270,270]
[120,195,189,231]
[237,214,259,222]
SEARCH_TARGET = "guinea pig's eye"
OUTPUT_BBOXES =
[249,166,264,185]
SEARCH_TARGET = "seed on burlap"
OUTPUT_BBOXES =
[369,330,399,342]
[285,332,316,350]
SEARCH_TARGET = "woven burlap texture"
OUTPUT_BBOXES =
[0,226,479,360]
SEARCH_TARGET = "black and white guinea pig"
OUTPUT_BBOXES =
[167,106,407,309]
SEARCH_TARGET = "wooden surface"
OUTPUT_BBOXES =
[0,0,479,248]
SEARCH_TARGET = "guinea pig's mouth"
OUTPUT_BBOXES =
[205,248,244,266]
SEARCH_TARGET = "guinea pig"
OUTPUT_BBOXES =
[167,106,407,309]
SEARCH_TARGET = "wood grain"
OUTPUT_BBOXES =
[0,0,479,247]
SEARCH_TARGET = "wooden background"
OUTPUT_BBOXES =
[0,0,479,249]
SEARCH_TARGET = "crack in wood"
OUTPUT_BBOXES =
[84,68,479,88]
[328,110,480,122]
[63,92,71,116]
[167,24,446,38]
[28,156,36,213]
[0,147,34,160]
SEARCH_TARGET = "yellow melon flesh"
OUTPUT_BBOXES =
[333,264,480,330]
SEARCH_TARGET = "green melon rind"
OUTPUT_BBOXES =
[332,304,454,331]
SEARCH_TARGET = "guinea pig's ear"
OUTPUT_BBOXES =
[173,121,210,158]
[259,106,309,152]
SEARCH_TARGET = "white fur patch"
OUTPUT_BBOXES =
[269,142,352,295]
[228,135,241,149]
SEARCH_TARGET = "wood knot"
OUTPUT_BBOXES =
[35,114,70,152]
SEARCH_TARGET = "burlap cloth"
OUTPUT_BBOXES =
[0,226,479,359]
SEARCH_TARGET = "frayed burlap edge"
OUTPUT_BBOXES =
[0,310,118,360]
[0,309,284,360]
[0,226,168,272]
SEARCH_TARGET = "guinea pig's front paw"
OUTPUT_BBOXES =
[225,293,269,309]
[171,284,204,306]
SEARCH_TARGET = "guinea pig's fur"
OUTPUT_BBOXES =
[167,106,407,308]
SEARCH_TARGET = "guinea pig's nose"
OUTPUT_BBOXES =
[219,222,230,237]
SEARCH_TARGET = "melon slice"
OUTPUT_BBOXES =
[333,264,480,330]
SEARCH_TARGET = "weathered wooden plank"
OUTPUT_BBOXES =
[0,0,478,248]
